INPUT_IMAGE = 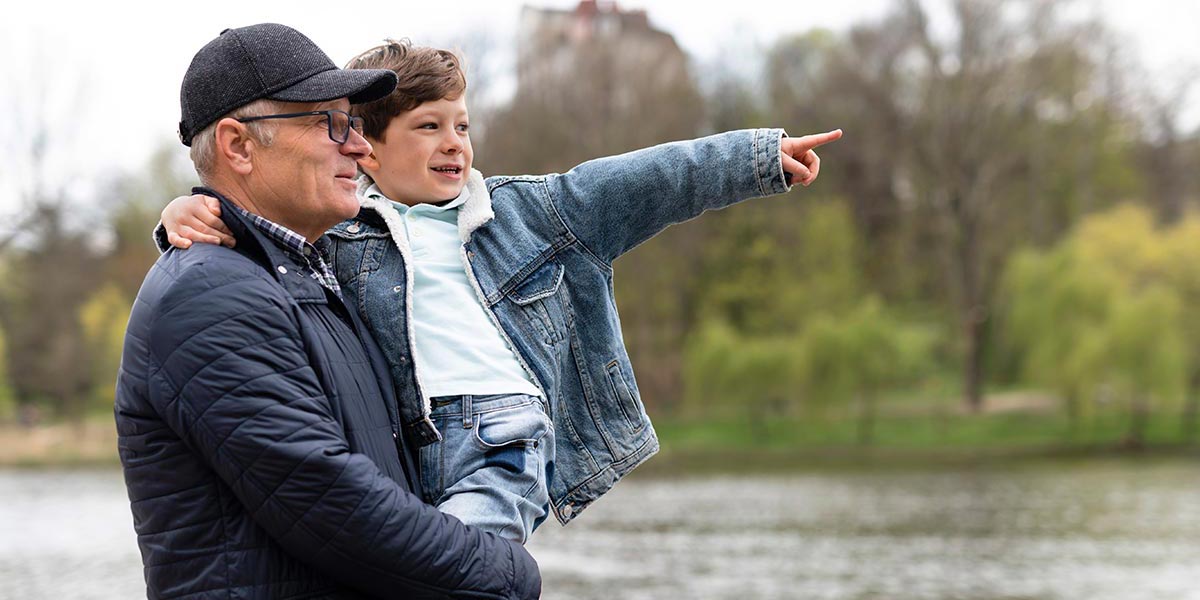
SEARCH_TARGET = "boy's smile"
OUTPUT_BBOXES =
[361,95,473,207]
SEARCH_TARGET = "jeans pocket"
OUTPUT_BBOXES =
[471,399,551,452]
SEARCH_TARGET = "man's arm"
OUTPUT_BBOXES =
[146,260,539,599]
[542,128,840,264]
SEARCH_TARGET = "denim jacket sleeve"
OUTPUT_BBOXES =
[542,128,791,264]
[145,263,539,599]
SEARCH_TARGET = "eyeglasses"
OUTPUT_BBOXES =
[236,109,365,144]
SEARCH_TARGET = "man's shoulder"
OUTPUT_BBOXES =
[139,244,289,322]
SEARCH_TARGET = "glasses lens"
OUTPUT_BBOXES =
[350,116,364,138]
[329,111,350,143]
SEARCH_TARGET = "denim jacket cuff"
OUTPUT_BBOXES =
[153,220,170,254]
[754,128,791,197]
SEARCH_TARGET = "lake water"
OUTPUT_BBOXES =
[2,459,1198,599]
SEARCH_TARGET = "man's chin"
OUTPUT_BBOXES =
[332,193,361,218]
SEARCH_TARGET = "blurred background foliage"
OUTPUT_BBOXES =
[2,0,1198,460]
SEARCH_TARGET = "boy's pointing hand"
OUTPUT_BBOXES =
[780,129,843,187]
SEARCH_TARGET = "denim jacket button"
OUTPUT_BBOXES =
[561,504,574,518]
[393,285,403,293]
[347,224,361,233]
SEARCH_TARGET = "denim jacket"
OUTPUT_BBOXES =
[326,128,791,524]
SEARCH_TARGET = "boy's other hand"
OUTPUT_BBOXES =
[781,129,843,187]
[163,194,236,249]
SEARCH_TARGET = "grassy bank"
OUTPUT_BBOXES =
[0,418,120,467]
[3,397,1196,469]
[643,401,1199,474]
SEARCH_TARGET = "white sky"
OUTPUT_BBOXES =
[0,0,1195,215]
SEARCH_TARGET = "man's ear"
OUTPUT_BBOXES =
[214,118,256,176]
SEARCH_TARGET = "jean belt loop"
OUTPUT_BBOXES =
[462,395,473,429]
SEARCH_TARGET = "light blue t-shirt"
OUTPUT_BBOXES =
[364,184,542,399]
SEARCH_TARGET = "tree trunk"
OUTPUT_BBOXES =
[1182,374,1200,443]
[856,392,876,446]
[1123,396,1148,451]
[956,196,987,414]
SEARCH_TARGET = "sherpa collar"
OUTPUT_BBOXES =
[354,170,494,242]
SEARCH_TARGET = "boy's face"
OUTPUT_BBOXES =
[362,95,473,206]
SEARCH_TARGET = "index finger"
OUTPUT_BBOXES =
[793,129,843,151]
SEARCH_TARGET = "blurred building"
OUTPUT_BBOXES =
[516,1,694,119]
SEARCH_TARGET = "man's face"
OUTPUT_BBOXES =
[250,98,369,239]
[365,95,473,206]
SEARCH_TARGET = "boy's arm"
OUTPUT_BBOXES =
[152,194,236,253]
[543,128,839,264]
[144,268,539,599]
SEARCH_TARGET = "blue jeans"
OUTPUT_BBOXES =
[420,393,554,543]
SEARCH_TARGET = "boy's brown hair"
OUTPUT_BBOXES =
[345,39,467,141]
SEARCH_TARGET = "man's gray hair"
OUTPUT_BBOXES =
[189,99,287,183]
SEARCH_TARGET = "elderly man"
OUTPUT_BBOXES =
[115,24,540,599]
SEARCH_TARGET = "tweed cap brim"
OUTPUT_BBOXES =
[269,68,397,105]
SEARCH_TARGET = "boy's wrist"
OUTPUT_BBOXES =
[755,128,792,196]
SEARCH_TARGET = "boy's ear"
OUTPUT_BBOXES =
[358,149,381,174]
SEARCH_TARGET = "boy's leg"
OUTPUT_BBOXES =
[423,393,554,544]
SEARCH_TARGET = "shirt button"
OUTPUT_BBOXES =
[392,432,398,440]
[277,266,288,274]
[393,285,403,293]
[347,224,361,233]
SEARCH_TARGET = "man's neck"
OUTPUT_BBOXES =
[206,176,321,242]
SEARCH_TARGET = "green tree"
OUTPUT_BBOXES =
[0,326,16,421]
[768,0,1144,413]
[683,320,805,438]
[1002,205,1191,445]
[798,297,934,444]
[79,284,133,412]
[0,203,103,420]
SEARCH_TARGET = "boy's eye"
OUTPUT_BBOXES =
[419,123,437,130]
[457,123,470,133]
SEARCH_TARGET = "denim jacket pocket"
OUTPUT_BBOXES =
[605,360,646,434]
[506,261,565,345]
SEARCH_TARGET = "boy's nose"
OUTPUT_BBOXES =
[442,131,463,153]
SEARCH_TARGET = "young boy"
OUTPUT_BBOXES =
[161,39,841,544]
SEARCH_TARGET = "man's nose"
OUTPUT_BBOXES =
[342,129,372,159]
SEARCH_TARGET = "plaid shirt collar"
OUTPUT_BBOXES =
[231,205,342,298]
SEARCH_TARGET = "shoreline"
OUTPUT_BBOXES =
[3,416,1197,471]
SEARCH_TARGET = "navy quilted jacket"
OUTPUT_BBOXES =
[115,192,540,599]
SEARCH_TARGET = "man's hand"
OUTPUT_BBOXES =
[781,129,843,187]
[164,195,236,249]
